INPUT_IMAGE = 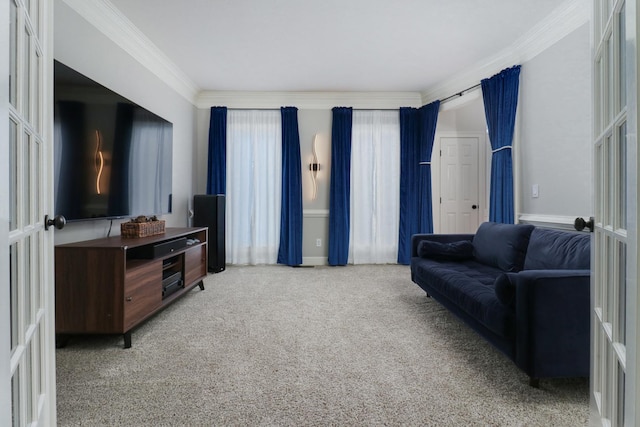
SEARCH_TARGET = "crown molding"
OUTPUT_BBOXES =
[63,0,588,110]
[421,0,590,104]
[195,91,423,110]
[62,0,199,105]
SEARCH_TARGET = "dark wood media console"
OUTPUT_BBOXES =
[55,227,208,348]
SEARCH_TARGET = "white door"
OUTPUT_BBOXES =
[439,136,481,234]
[591,0,636,425]
[4,0,57,425]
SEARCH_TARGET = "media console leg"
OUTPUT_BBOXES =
[198,280,205,291]
[123,331,132,349]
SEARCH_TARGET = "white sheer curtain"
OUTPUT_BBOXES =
[226,110,282,265]
[349,110,400,264]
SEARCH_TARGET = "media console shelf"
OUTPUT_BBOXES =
[55,227,208,348]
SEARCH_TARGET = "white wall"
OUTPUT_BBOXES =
[518,23,592,220]
[431,23,592,228]
[53,0,198,244]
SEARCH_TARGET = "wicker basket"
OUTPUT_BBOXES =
[121,219,165,238]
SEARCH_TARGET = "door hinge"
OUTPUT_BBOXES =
[440,197,442,204]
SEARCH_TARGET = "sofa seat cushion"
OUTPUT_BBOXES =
[411,258,515,339]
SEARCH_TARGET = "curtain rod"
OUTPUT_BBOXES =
[227,108,400,111]
[440,83,481,104]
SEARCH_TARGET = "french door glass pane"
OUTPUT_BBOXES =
[607,36,614,123]
[31,0,39,38]
[32,234,40,311]
[618,4,626,110]
[25,343,33,424]
[24,132,31,226]
[604,340,612,419]
[10,243,19,353]
[604,135,612,226]
[24,237,31,326]
[607,236,615,323]
[10,119,18,230]
[596,57,604,133]
[618,241,626,343]
[34,51,41,133]
[33,326,42,398]
[594,321,603,397]
[10,0,18,107]
[617,361,625,426]
[34,140,41,222]
[617,122,627,228]
[23,27,31,121]
[12,371,20,427]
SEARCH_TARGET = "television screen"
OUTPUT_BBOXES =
[54,60,173,222]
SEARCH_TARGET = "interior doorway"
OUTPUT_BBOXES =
[432,132,488,234]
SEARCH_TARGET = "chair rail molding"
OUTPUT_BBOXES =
[518,213,589,231]
[303,209,330,218]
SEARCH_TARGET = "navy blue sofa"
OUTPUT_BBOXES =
[410,222,590,386]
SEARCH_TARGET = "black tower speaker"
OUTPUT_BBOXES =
[193,194,225,273]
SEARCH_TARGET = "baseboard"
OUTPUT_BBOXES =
[518,213,585,231]
[302,256,327,266]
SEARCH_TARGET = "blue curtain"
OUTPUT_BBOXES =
[328,107,353,266]
[207,106,227,195]
[396,102,441,265]
[277,107,303,266]
[417,101,441,236]
[397,107,420,264]
[481,65,521,224]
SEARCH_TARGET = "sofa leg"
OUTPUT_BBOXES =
[426,292,431,298]
[529,377,540,388]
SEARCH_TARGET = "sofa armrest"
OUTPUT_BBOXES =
[513,269,590,379]
[411,234,474,257]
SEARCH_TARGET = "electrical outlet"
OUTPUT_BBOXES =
[316,238,322,247]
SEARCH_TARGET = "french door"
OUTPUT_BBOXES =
[591,0,637,425]
[4,0,56,425]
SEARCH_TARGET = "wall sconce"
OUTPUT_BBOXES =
[309,134,321,200]
[94,129,104,195]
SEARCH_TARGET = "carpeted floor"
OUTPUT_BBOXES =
[56,265,589,426]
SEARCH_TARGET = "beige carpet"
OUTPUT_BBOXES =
[56,264,589,426]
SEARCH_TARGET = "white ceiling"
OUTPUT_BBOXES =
[108,0,570,94]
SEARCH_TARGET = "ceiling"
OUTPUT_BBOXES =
[109,0,568,94]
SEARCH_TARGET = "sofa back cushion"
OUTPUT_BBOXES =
[472,222,535,272]
[524,228,591,270]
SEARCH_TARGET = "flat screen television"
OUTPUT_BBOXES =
[54,60,173,222]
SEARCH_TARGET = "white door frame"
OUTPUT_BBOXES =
[1,0,12,420]
[432,131,489,233]
[3,0,56,425]
[590,0,636,425]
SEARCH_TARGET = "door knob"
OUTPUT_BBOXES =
[45,214,66,230]
[574,217,594,232]
[472,205,478,210]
